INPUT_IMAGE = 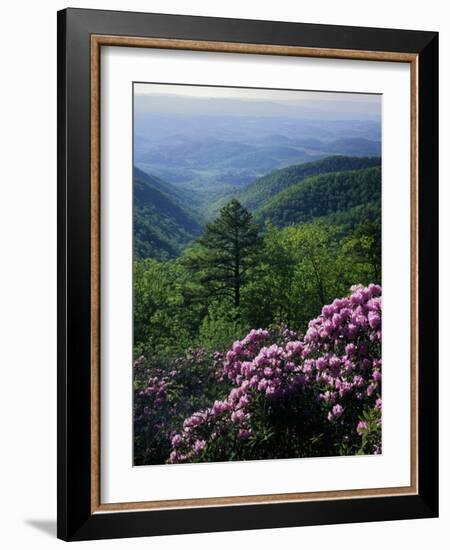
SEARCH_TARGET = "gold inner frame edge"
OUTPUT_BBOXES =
[90,34,419,514]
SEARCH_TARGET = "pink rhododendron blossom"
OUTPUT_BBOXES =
[163,285,382,463]
[357,420,368,435]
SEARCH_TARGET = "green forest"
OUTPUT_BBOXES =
[133,155,381,358]
[133,156,381,464]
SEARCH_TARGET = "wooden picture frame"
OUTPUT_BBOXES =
[57,8,438,541]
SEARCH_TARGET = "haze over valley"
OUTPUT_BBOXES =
[133,84,382,259]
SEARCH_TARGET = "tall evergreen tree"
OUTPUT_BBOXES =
[186,199,261,308]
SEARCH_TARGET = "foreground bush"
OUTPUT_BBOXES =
[168,284,381,463]
[133,348,227,465]
[134,284,382,465]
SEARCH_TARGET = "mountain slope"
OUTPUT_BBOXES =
[133,166,193,203]
[324,138,381,157]
[317,200,381,232]
[256,165,381,228]
[237,156,381,212]
[134,170,203,260]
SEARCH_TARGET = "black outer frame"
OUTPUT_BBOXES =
[57,7,439,542]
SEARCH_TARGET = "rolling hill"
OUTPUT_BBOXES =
[134,114,381,196]
[236,156,381,212]
[255,165,381,228]
[133,168,203,260]
[133,167,193,203]
[133,156,382,260]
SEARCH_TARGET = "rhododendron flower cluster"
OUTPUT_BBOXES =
[168,284,382,463]
[133,346,227,465]
[168,382,253,463]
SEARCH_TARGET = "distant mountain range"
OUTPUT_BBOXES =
[135,134,381,193]
[134,94,381,121]
[134,113,381,195]
[134,156,381,260]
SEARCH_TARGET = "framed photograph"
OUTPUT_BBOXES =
[57,8,438,541]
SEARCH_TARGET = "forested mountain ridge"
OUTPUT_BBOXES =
[133,166,193,204]
[134,106,381,193]
[133,156,381,260]
[134,169,202,260]
[236,155,381,212]
[316,200,381,233]
[256,165,381,228]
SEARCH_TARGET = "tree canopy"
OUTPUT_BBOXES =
[185,199,261,309]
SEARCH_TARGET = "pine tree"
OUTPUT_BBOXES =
[186,199,261,308]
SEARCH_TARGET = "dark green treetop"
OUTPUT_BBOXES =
[186,199,261,309]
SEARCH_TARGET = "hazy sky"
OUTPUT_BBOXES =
[134,83,381,121]
[134,82,380,103]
